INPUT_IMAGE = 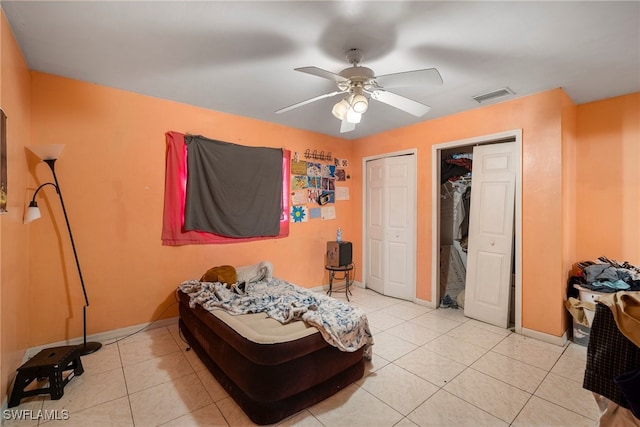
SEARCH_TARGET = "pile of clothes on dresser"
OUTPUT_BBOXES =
[569,256,640,294]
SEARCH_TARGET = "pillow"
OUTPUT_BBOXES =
[236,261,273,284]
[200,265,237,285]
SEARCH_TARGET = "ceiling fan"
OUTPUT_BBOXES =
[275,48,443,133]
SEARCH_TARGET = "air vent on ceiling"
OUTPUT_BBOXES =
[472,87,515,104]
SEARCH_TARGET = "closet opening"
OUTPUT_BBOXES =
[431,130,522,332]
[438,145,473,310]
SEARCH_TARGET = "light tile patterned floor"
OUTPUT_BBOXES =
[5,286,599,426]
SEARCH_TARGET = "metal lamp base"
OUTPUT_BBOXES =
[76,341,102,356]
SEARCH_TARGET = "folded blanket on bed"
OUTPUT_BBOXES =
[179,278,374,359]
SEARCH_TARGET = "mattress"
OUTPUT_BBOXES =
[177,290,365,424]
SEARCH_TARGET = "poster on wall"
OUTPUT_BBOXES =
[321,206,336,220]
[322,177,335,191]
[290,205,309,223]
[336,187,350,201]
[334,158,349,168]
[291,190,306,205]
[307,175,321,189]
[307,162,321,177]
[321,164,336,178]
[320,190,335,204]
[291,160,307,175]
[291,175,308,190]
[0,110,7,214]
[307,188,322,204]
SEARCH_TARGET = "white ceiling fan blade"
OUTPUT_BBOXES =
[374,68,443,88]
[340,120,356,133]
[371,90,431,117]
[295,66,349,83]
[275,90,343,114]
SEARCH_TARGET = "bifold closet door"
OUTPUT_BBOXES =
[365,155,416,301]
[464,142,517,327]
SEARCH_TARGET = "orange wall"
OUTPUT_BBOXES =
[14,58,640,348]
[349,90,640,337]
[351,89,569,336]
[1,10,4,405]
[575,93,640,263]
[27,72,354,346]
[0,10,32,404]
[561,90,578,333]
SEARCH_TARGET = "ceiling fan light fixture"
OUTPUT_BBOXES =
[281,48,442,131]
[331,98,350,120]
[350,94,368,113]
[345,109,362,124]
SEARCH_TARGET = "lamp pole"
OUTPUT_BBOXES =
[37,158,102,355]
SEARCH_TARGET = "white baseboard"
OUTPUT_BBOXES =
[521,327,568,347]
[310,284,328,292]
[415,297,437,309]
[315,283,435,308]
[22,316,180,362]
[310,280,364,294]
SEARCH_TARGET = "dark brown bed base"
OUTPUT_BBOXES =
[178,291,365,425]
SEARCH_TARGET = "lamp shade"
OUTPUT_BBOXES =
[27,144,65,161]
[346,109,362,124]
[23,204,42,224]
[350,94,368,113]
[331,99,350,120]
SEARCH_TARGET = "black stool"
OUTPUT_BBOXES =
[325,264,354,301]
[9,345,84,407]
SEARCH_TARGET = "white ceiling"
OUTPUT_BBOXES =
[2,1,639,140]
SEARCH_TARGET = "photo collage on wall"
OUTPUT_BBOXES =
[289,152,349,223]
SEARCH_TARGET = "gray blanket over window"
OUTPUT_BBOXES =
[184,135,283,238]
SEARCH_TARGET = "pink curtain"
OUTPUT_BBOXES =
[162,131,290,245]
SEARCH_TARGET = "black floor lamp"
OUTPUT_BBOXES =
[24,145,101,355]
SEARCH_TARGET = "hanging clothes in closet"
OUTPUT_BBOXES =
[440,153,473,308]
[442,153,472,252]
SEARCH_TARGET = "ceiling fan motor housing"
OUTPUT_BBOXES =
[338,66,375,92]
[339,66,374,81]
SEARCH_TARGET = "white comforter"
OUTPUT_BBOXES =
[179,278,374,359]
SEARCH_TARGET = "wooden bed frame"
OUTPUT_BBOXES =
[177,290,365,425]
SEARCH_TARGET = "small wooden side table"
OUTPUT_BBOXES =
[325,264,354,301]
